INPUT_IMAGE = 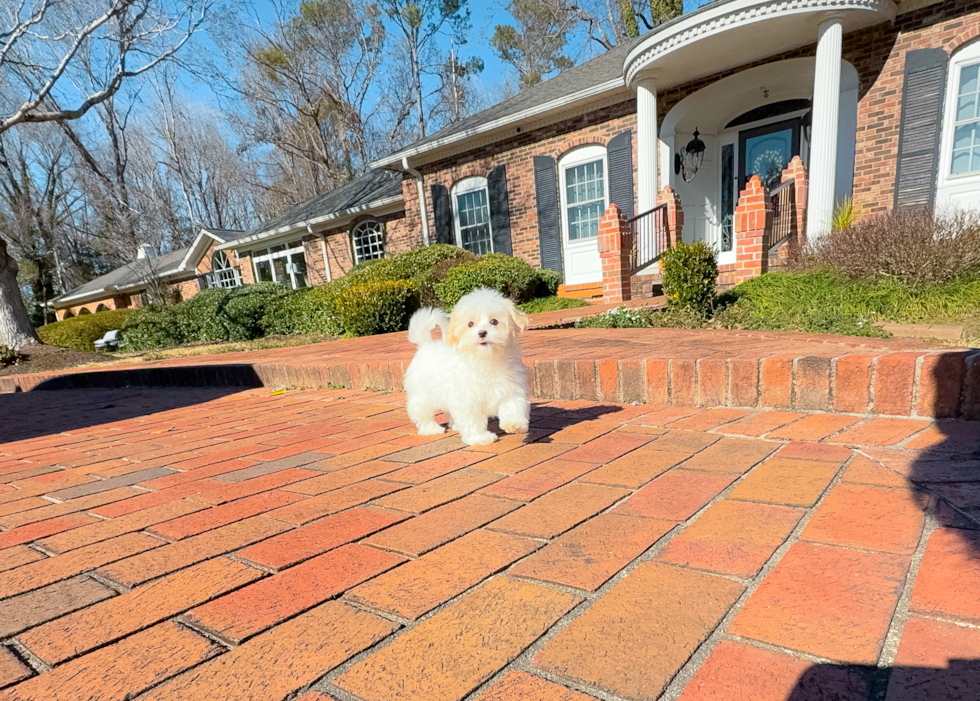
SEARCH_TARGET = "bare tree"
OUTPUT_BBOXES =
[1,0,218,135]
[0,0,218,348]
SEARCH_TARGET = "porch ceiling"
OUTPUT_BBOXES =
[624,0,895,90]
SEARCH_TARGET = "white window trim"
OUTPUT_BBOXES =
[939,42,980,185]
[351,219,386,264]
[558,145,609,244]
[451,176,494,253]
[251,241,307,290]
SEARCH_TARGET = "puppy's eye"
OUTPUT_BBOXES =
[467,321,474,328]
[490,319,498,325]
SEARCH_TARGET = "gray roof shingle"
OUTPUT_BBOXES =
[52,247,191,305]
[224,169,404,247]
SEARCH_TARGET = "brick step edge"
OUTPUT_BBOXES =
[2,351,979,420]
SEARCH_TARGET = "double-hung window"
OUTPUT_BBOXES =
[251,242,308,290]
[951,61,980,176]
[452,176,493,255]
[561,147,607,242]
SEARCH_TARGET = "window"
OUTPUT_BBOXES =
[251,242,308,290]
[951,61,980,176]
[560,147,607,242]
[452,177,493,255]
[352,220,386,263]
[205,251,243,289]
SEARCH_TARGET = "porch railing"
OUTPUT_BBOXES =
[629,203,670,274]
[766,177,796,255]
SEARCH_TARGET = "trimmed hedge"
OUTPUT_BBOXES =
[435,253,544,306]
[116,245,563,350]
[660,241,718,316]
[38,309,134,351]
[334,280,419,337]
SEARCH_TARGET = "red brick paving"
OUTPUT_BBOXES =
[0,387,977,700]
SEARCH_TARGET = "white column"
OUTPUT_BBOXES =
[636,77,659,214]
[807,16,843,241]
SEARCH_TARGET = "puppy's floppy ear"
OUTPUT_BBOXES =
[508,302,530,334]
[444,312,463,347]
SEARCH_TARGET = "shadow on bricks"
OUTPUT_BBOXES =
[0,382,249,443]
[784,351,980,701]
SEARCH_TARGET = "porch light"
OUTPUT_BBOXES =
[674,129,706,182]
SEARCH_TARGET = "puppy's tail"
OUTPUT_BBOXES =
[407,307,448,345]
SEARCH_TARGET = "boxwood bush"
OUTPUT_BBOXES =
[38,309,134,351]
[435,253,544,306]
[334,280,419,337]
[660,241,718,316]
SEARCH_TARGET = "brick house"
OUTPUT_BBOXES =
[169,0,980,301]
[50,228,242,320]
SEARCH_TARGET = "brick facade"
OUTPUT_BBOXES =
[402,101,639,268]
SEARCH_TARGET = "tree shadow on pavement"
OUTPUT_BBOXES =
[784,349,980,701]
[0,365,261,443]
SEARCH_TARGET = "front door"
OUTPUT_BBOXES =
[560,146,607,285]
[738,118,801,190]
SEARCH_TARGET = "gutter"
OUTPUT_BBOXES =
[401,156,430,246]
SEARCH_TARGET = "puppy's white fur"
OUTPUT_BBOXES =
[405,287,530,445]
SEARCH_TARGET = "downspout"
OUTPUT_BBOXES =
[308,223,332,283]
[402,156,430,246]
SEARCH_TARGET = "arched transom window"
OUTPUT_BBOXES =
[352,219,385,263]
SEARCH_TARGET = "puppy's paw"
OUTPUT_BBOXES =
[461,431,498,446]
[499,421,529,434]
[417,422,446,436]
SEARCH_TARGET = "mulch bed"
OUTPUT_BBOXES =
[0,344,111,377]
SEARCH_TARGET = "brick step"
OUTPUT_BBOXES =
[557,282,603,300]
[4,347,977,420]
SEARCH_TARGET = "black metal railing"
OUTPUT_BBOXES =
[629,203,670,274]
[766,177,796,255]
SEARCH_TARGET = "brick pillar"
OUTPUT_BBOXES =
[734,175,771,284]
[656,186,684,247]
[781,155,808,249]
[598,203,632,303]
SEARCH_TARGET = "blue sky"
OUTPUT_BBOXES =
[182,0,711,109]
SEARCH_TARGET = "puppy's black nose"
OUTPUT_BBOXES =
[478,330,487,338]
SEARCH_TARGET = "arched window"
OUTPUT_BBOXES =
[351,220,386,263]
[95,304,110,313]
[207,250,242,289]
[451,176,493,255]
[78,308,91,315]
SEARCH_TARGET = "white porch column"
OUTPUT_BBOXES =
[807,16,844,241]
[636,77,658,214]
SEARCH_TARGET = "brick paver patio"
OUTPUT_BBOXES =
[0,386,978,700]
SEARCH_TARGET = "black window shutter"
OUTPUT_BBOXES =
[533,155,562,275]
[487,165,513,255]
[894,48,948,210]
[607,130,635,219]
[431,183,454,245]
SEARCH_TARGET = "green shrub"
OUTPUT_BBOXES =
[660,241,718,316]
[38,309,134,351]
[333,280,419,336]
[518,296,589,314]
[118,307,187,351]
[0,345,26,368]
[574,306,708,329]
[178,283,294,343]
[717,270,980,337]
[435,253,542,306]
[534,268,561,298]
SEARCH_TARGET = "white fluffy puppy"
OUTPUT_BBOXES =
[405,287,531,445]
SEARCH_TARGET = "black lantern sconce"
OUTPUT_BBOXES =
[674,128,706,183]
[802,109,813,144]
